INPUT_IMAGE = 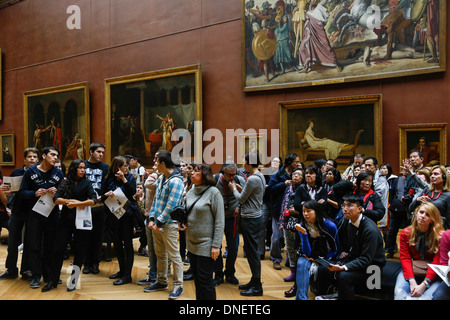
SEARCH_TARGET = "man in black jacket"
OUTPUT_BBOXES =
[266,153,300,270]
[321,194,386,300]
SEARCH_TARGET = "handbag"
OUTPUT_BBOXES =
[412,259,430,278]
[170,187,210,224]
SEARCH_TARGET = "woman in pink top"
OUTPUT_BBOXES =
[432,229,450,300]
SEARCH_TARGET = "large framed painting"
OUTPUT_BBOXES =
[23,82,90,163]
[241,0,446,91]
[279,95,382,169]
[0,133,15,166]
[399,123,447,167]
[105,65,203,167]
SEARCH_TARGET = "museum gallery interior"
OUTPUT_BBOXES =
[0,0,448,302]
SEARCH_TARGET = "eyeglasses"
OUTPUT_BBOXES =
[77,166,86,170]
[341,204,358,209]
[223,172,236,177]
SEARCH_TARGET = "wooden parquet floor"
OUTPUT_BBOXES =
[0,230,303,301]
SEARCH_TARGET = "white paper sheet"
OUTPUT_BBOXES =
[32,193,56,218]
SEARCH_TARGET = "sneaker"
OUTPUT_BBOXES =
[143,282,168,292]
[273,261,281,270]
[315,293,338,300]
[137,276,155,286]
[30,277,41,289]
[168,286,183,300]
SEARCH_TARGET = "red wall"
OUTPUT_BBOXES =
[0,0,449,175]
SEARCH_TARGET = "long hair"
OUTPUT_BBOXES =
[409,202,444,254]
[57,159,85,199]
[301,199,327,231]
[106,156,127,181]
[429,165,450,191]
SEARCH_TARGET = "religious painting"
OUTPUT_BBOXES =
[241,0,446,91]
[238,132,267,166]
[399,123,447,167]
[0,133,15,166]
[105,65,203,167]
[23,82,90,163]
[279,95,382,170]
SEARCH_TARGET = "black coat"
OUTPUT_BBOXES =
[330,180,385,223]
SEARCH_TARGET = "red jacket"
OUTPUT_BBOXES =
[399,226,440,282]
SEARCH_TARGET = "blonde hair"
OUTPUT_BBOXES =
[409,202,444,254]
[429,165,450,191]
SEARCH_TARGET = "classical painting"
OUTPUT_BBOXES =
[0,133,14,166]
[241,0,446,91]
[105,65,203,166]
[399,123,447,167]
[279,95,382,169]
[238,132,267,165]
[23,82,90,163]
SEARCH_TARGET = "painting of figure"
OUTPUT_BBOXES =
[242,0,446,91]
[105,65,203,166]
[23,82,90,163]
[279,95,382,169]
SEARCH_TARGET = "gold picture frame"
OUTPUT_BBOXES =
[105,65,203,166]
[241,0,446,92]
[399,123,447,167]
[279,95,382,169]
[238,132,267,166]
[0,133,15,166]
[23,82,90,163]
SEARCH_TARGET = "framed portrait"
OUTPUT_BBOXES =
[105,65,203,167]
[238,132,267,166]
[279,95,382,169]
[241,0,446,91]
[399,123,447,167]
[0,133,15,166]
[23,82,90,164]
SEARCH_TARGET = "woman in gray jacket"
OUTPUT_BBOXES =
[179,163,225,300]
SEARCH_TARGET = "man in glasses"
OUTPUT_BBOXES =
[213,162,246,286]
[317,194,386,300]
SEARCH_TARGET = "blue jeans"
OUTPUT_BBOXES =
[394,272,440,300]
[295,257,312,300]
[432,280,450,300]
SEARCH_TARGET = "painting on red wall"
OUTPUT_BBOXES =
[105,65,203,167]
[0,133,14,166]
[23,82,90,164]
[279,95,382,169]
[399,123,447,168]
[241,0,446,91]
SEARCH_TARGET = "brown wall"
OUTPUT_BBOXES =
[0,0,449,175]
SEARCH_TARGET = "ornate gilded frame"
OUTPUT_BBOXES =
[0,133,15,166]
[241,0,446,92]
[105,65,203,166]
[279,95,382,168]
[399,123,447,167]
[23,82,90,162]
